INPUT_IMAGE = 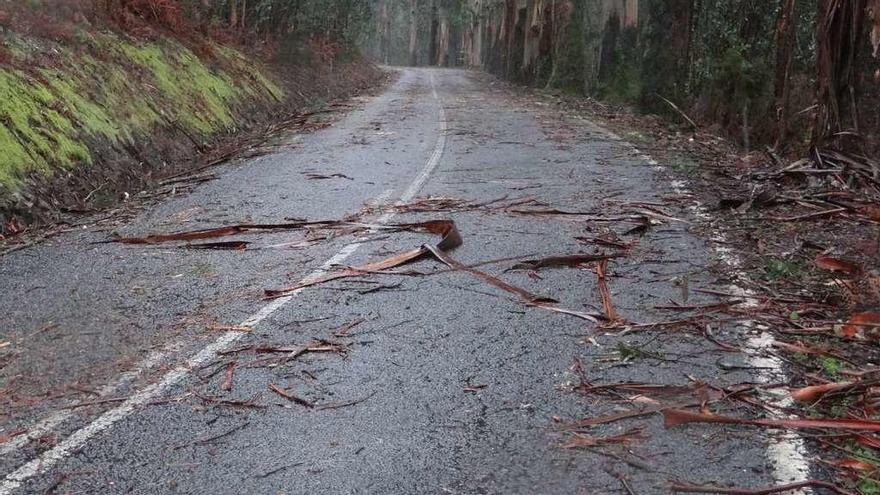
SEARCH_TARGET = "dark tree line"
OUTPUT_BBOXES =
[90,0,378,52]
[371,0,880,154]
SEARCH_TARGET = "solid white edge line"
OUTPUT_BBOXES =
[0,68,448,494]
[587,124,812,491]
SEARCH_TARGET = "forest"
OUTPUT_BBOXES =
[371,0,880,158]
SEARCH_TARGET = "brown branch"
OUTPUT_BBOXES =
[671,480,855,495]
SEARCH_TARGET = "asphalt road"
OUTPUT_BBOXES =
[0,68,807,494]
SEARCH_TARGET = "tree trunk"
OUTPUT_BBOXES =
[429,0,440,65]
[377,0,390,64]
[774,0,798,149]
[240,0,247,33]
[503,0,516,78]
[582,0,603,94]
[438,11,450,66]
[868,0,880,57]
[409,0,419,65]
[229,0,238,29]
[546,0,558,88]
[814,0,867,147]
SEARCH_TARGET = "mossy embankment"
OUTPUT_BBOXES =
[0,29,381,228]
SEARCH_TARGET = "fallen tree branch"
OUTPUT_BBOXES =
[663,408,880,431]
[670,479,855,495]
[655,93,698,130]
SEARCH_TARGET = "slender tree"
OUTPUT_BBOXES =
[774,0,798,149]
[408,0,418,65]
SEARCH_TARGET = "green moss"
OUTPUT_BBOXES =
[0,70,92,185]
[821,357,843,378]
[112,38,282,133]
[761,257,805,280]
[0,32,284,199]
[115,41,218,133]
[859,479,880,495]
[78,55,163,132]
[0,126,35,186]
[215,45,284,101]
[40,70,124,142]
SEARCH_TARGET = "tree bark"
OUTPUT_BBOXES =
[429,0,440,65]
[814,0,868,146]
[377,0,390,64]
[438,11,450,66]
[582,0,603,94]
[774,0,798,149]
[409,0,419,65]
[545,0,558,88]
[240,0,247,33]
[503,0,516,78]
[869,0,880,56]
[229,0,238,29]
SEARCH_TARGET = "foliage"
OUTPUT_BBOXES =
[0,1,381,62]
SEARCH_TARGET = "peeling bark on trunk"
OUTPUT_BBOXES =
[522,0,542,75]
[439,12,451,66]
[814,0,868,146]
[869,0,880,56]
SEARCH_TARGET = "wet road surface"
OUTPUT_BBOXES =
[0,68,804,494]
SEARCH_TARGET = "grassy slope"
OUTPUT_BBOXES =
[0,31,283,205]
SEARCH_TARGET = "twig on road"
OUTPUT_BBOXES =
[254,461,305,479]
[193,392,264,409]
[268,383,314,408]
[172,422,250,451]
[315,391,377,411]
[615,472,637,495]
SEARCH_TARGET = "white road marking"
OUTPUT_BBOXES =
[0,343,180,457]
[0,69,448,494]
[399,72,447,203]
[586,123,812,491]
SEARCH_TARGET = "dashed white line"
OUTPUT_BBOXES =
[0,342,179,457]
[0,68,448,494]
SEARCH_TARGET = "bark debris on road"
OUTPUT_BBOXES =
[0,68,842,494]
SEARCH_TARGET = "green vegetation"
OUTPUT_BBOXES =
[761,257,804,280]
[0,32,283,199]
[669,157,699,176]
[821,357,844,379]
[860,479,880,495]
